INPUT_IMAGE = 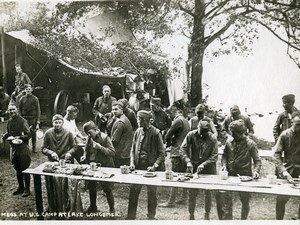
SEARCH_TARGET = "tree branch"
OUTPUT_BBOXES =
[204,10,254,47]
[265,0,300,10]
[178,2,196,18]
[205,0,231,18]
[287,44,300,68]
[243,15,300,52]
[206,5,249,22]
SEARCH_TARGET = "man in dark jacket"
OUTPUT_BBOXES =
[11,64,32,103]
[127,110,165,220]
[81,121,116,214]
[180,121,218,220]
[111,100,134,167]
[150,97,171,134]
[189,104,217,138]
[273,110,300,220]
[118,98,138,131]
[0,86,10,119]
[217,120,261,220]
[223,105,254,136]
[41,114,76,213]
[273,94,298,143]
[18,83,41,153]
[4,104,31,197]
[14,64,31,92]
[158,104,190,207]
[92,85,117,132]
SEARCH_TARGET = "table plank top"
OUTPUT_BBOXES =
[24,162,300,197]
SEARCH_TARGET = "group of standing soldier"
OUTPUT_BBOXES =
[1,64,40,197]
[1,64,300,220]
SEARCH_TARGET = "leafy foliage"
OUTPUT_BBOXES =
[2,0,300,106]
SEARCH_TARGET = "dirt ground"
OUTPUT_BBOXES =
[0,128,299,221]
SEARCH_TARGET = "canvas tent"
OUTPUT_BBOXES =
[0,10,135,122]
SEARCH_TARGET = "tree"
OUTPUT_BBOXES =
[2,1,300,106]
[174,0,300,105]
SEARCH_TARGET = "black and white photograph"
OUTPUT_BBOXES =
[0,0,300,222]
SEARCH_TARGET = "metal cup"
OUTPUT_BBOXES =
[90,162,97,171]
[267,174,277,184]
[165,171,174,180]
[120,165,130,174]
[59,159,66,168]
[219,170,229,180]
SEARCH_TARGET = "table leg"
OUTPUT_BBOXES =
[33,174,44,220]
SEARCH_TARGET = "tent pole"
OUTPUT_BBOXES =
[0,27,7,92]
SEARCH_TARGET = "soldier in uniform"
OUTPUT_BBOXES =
[273,94,297,143]
[18,84,41,153]
[92,85,116,133]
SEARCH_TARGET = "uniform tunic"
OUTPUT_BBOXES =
[41,128,75,161]
[222,136,261,176]
[5,115,31,171]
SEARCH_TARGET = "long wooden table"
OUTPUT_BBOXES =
[24,162,300,220]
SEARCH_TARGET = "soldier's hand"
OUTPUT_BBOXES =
[187,162,193,173]
[65,153,72,160]
[282,171,294,184]
[253,171,260,179]
[129,163,135,171]
[196,164,205,174]
[147,165,156,172]
[92,140,98,148]
[81,136,87,143]
[51,152,59,161]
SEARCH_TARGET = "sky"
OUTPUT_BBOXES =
[157,24,300,141]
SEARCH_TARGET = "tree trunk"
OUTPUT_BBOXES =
[189,0,206,106]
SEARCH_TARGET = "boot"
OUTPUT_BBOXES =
[13,188,24,195]
[22,189,31,197]
[204,212,210,220]
[176,188,188,204]
[85,205,97,213]
[158,187,176,208]
[241,205,249,220]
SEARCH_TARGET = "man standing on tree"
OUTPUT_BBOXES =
[18,84,41,153]
[273,94,298,143]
